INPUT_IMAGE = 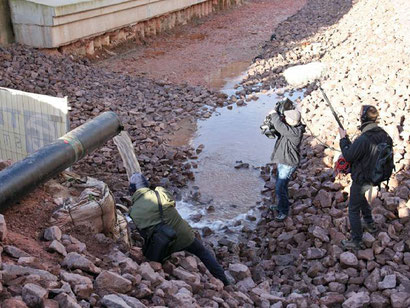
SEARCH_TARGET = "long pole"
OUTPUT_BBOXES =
[319,87,344,130]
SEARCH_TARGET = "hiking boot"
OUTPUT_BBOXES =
[275,213,287,221]
[269,205,278,212]
[363,222,378,234]
[341,239,365,250]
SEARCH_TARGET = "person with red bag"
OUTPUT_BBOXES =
[339,105,394,250]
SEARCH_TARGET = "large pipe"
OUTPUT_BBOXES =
[0,111,123,211]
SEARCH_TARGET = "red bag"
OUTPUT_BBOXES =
[334,155,351,175]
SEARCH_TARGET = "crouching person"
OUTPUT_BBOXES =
[128,172,230,286]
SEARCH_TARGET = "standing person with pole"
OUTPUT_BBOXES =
[338,105,394,250]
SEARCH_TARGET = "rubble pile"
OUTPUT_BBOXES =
[1,214,319,308]
[0,46,227,198]
[0,0,409,307]
[236,0,409,172]
[210,0,410,307]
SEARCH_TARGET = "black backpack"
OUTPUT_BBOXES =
[364,134,395,189]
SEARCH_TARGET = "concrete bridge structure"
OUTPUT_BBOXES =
[5,0,242,55]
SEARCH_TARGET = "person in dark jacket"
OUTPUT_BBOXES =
[339,105,393,250]
[128,173,230,285]
[267,109,305,221]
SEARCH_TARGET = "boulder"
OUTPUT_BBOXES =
[369,292,390,308]
[179,256,198,272]
[22,283,48,307]
[306,248,327,260]
[340,252,359,268]
[313,190,332,208]
[390,292,410,308]
[320,293,345,306]
[1,264,57,283]
[1,298,29,308]
[342,292,370,308]
[42,299,59,308]
[272,254,294,266]
[173,267,199,284]
[4,246,31,258]
[101,294,132,308]
[312,226,330,242]
[48,240,68,256]
[378,274,397,290]
[62,252,101,274]
[169,288,198,307]
[95,271,132,293]
[60,271,92,286]
[357,248,374,261]
[44,226,63,241]
[364,268,381,292]
[229,263,251,281]
[54,293,81,308]
[118,294,147,308]
[236,277,256,291]
[139,262,163,287]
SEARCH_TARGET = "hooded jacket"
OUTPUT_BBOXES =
[269,112,306,167]
[130,187,195,254]
[340,122,393,184]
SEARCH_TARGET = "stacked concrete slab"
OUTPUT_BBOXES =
[9,0,241,54]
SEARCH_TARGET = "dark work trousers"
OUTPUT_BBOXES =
[349,182,374,242]
[276,163,297,215]
[184,238,229,285]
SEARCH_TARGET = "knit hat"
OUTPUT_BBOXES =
[284,110,301,126]
[129,172,149,195]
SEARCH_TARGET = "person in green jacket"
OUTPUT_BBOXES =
[129,172,230,286]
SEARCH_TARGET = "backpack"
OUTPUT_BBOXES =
[364,134,395,189]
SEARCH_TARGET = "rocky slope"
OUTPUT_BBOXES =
[222,0,410,307]
[0,0,409,307]
[0,45,228,201]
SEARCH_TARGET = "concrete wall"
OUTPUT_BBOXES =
[0,0,14,45]
[9,0,241,51]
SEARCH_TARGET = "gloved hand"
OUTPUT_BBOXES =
[338,127,347,139]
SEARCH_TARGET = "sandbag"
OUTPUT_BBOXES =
[112,205,132,248]
[50,176,116,235]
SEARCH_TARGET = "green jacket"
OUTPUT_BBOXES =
[130,187,195,254]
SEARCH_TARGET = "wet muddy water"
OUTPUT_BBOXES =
[177,65,303,230]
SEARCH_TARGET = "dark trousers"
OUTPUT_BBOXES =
[349,182,374,242]
[184,238,229,285]
[276,163,296,215]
